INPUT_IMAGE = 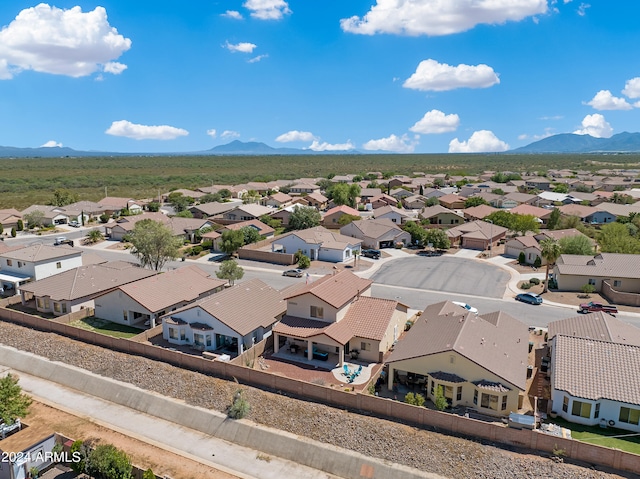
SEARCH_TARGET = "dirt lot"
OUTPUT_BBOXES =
[22,399,240,479]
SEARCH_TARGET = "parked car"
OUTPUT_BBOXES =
[452,301,478,314]
[417,250,441,257]
[579,302,618,315]
[54,236,67,245]
[68,220,80,227]
[361,249,381,259]
[515,293,543,305]
[283,269,304,278]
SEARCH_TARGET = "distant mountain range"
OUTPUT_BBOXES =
[3,133,640,158]
[512,132,640,153]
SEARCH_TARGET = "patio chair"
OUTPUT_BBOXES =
[355,365,363,376]
[343,364,351,376]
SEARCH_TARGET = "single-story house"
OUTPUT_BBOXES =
[189,201,240,219]
[263,192,293,208]
[386,301,528,416]
[420,205,464,225]
[504,236,542,265]
[18,261,156,316]
[369,194,398,209]
[553,253,640,296]
[94,265,227,328]
[509,204,553,226]
[21,205,70,226]
[162,278,286,356]
[220,219,275,239]
[289,183,322,195]
[322,205,361,227]
[340,218,411,249]
[272,226,362,263]
[558,204,616,225]
[462,204,498,221]
[438,194,466,210]
[504,192,538,206]
[98,197,144,215]
[222,204,272,222]
[373,205,411,224]
[0,208,23,231]
[105,212,169,240]
[548,313,640,432]
[402,195,428,210]
[446,220,508,250]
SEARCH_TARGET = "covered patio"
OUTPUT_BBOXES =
[1,271,31,296]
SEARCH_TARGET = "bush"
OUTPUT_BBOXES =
[297,254,311,269]
[99,213,110,224]
[518,251,526,265]
[191,245,203,255]
[228,389,250,419]
[529,277,540,285]
[10,227,16,238]
[533,256,542,268]
[17,219,24,231]
[581,284,596,296]
[520,282,532,290]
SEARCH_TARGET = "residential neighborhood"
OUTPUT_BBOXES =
[2,169,640,479]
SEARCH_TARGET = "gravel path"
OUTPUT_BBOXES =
[0,321,632,479]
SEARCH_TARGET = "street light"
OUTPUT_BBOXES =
[486,219,493,258]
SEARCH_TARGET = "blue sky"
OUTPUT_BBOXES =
[1,1,640,154]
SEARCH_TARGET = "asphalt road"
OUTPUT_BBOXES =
[370,256,511,299]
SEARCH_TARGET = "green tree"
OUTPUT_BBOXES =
[598,222,640,254]
[86,229,104,244]
[559,235,594,255]
[289,206,321,230]
[147,201,160,212]
[199,193,222,204]
[337,214,360,226]
[297,253,311,269]
[0,373,32,425]
[328,183,350,206]
[23,210,45,229]
[216,259,244,285]
[485,210,514,230]
[240,226,262,245]
[581,284,596,296]
[540,238,562,293]
[403,221,427,246]
[424,228,450,250]
[128,220,183,271]
[50,188,79,207]
[174,210,193,218]
[433,385,448,411]
[142,469,155,479]
[10,227,15,238]
[242,190,260,204]
[546,208,561,230]
[491,188,505,195]
[511,214,540,236]
[518,251,526,265]
[167,192,192,213]
[559,215,581,230]
[228,389,250,419]
[425,196,440,206]
[16,219,24,231]
[86,443,133,479]
[464,196,489,208]
[553,183,569,193]
[0,223,3,235]
[69,440,89,474]
[259,214,281,230]
[220,229,245,254]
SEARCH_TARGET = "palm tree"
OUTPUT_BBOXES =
[540,238,562,293]
[85,229,104,245]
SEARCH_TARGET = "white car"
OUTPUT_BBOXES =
[453,301,478,314]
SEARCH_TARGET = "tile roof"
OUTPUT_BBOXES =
[552,335,640,405]
[0,244,81,262]
[534,228,586,242]
[284,226,363,251]
[548,312,640,346]
[388,301,529,390]
[191,201,238,216]
[19,262,156,301]
[115,265,227,313]
[223,219,274,236]
[340,218,403,239]
[555,253,640,278]
[274,315,354,344]
[170,278,286,336]
[504,192,536,203]
[446,220,508,240]
[284,270,373,309]
[341,297,405,341]
[509,204,552,218]
[324,205,361,217]
[429,371,466,383]
[421,204,465,218]
[373,205,410,218]
[507,236,540,248]
[558,203,597,218]
[462,204,497,219]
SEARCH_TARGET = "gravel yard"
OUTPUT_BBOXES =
[0,321,633,479]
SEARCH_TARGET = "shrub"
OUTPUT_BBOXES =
[17,219,24,231]
[518,251,526,265]
[228,389,250,419]
[297,254,311,269]
[192,245,203,255]
[142,468,155,479]
[529,277,540,285]
[533,256,542,268]
[581,284,596,296]
[520,282,532,290]
[10,227,16,238]
[99,213,110,223]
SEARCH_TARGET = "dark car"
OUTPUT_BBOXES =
[417,250,441,257]
[283,269,304,278]
[515,293,543,305]
[361,249,381,259]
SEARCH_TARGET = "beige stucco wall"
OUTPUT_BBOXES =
[388,351,522,416]
[554,268,640,293]
[286,293,341,322]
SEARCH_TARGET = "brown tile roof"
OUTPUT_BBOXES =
[558,203,597,218]
[341,297,405,341]
[555,253,640,278]
[548,312,640,346]
[462,204,497,219]
[446,220,508,241]
[324,205,361,217]
[222,219,275,236]
[19,262,156,301]
[0,244,81,262]
[283,226,363,250]
[171,278,286,336]
[190,201,238,216]
[552,335,640,405]
[116,265,227,313]
[340,218,403,239]
[504,192,536,203]
[422,204,465,219]
[273,315,354,344]
[534,228,586,242]
[388,301,528,390]
[98,197,139,209]
[508,236,540,248]
[509,204,552,218]
[111,212,169,232]
[284,270,372,309]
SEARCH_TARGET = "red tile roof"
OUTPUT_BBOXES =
[283,270,372,309]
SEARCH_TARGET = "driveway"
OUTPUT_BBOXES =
[370,255,511,299]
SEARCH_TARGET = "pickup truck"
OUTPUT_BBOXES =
[579,302,618,315]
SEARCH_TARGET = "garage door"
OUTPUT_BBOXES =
[380,240,394,248]
[505,246,521,258]
[463,238,486,250]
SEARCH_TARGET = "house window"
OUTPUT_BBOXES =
[180,330,186,341]
[614,280,622,288]
[619,407,640,425]
[430,380,435,395]
[37,298,43,308]
[44,298,50,309]
[456,386,462,401]
[360,342,370,351]
[481,393,499,410]
[501,395,508,411]
[194,334,205,346]
[588,278,596,286]
[17,262,22,268]
[473,389,478,405]
[444,385,453,399]
[169,328,178,340]
[562,396,569,413]
[449,355,455,364]
[310,306,324,319]
[56,262,62,269]
[61,303,67,314]
[594,403,600,419]
[206,335,212,347]
[6,260,12,266]
[571,400,592,418]
[123,310,128,322]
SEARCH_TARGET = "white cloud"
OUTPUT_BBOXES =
[0,4,131,79]
[243,0,291,20]
[221,10,243,20]
[573,114,613,138]
[518,128,555,141]
[105,120,188,140]
[248,54,268,63]
[41,140,62,148]
[340,0,547,36]
[577,3,590,16]
[221,130,240,139]
[362,134,417,153]
[622,77,640,99]
[538,115,563,120]
[448,130,509,153]
[206,129,217,138]
[308,140,355,152]
[275,130,317,142]
[224,41,257,53]
[586,90,632,110]
[410,109,460,134]
[403,59,499,92]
